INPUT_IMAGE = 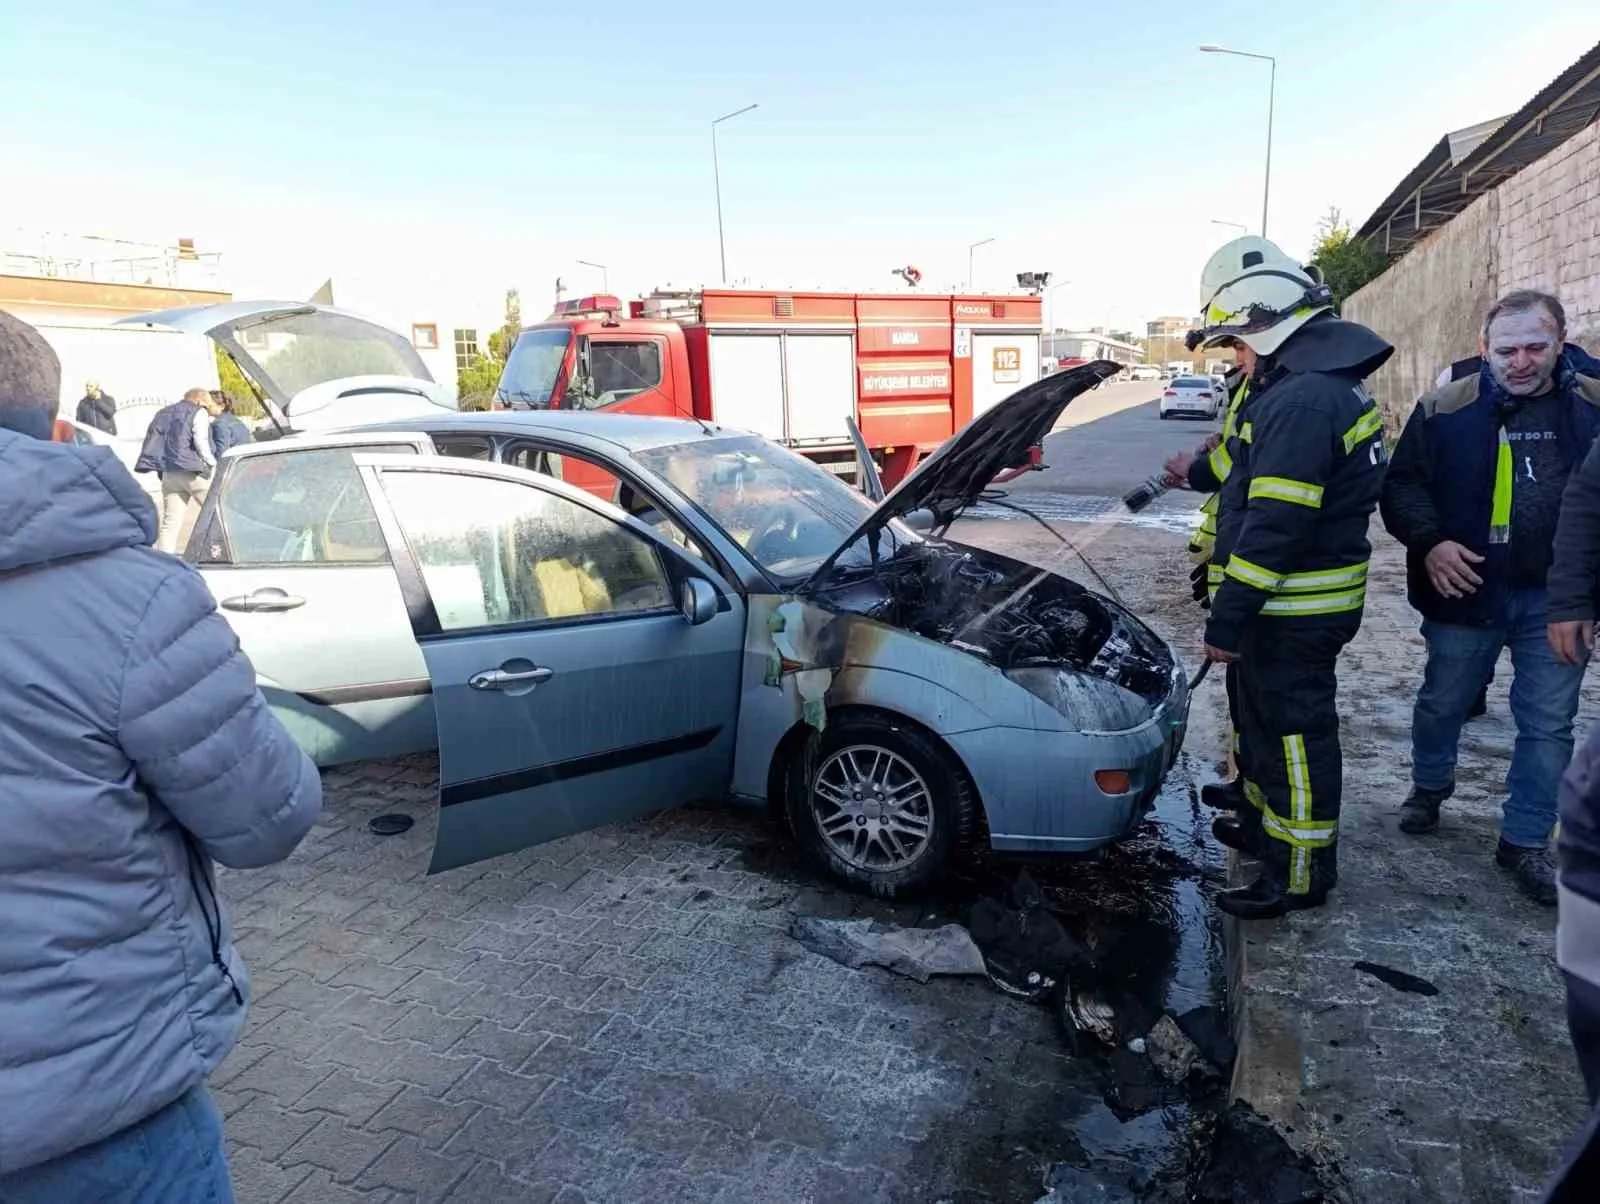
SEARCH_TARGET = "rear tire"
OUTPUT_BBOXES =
[784,715,974,898]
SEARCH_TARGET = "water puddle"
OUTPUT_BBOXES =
[727,751,1241,1201]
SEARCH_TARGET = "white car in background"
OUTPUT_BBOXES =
[1158,375,1222,420]
[1129,365,1161,382]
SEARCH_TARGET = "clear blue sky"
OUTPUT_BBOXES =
[2,1,1596,330]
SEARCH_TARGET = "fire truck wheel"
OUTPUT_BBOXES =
[785,713,975,898]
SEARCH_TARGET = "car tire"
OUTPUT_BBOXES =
[784,714,975,898]
[1159,410,1170,420]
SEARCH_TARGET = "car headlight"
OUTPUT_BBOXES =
[1005,665,1153,732]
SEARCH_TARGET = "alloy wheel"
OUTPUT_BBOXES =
[810,744,935,871]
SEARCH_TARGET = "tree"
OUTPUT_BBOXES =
[460,288,524,410]
[214,346,263,418]
[1308,207,1390,308]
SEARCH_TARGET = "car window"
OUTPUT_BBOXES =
[434,435,493,460]
[211,444,416,565]
[378,470,673,631]
[504,440,707,562]
[580,339,662,409]
[1175,376,1210,388]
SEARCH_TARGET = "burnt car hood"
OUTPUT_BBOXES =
[803,359,1121,590]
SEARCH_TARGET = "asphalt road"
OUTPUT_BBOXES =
[1025,378,1222,499]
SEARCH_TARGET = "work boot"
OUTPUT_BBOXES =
[1211,815,1260,856]
[1468,687,1488,720]
[1495,840,1557,907]
[1216,872,1330,921]
[1398,784,1453,835]
[1201,779,1245,811]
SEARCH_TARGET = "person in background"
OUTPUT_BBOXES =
[209,392,253,460]
[76,378,118,435]
[1380,290,1600,905]
[0,310,322,1202]
[136,387,221,553]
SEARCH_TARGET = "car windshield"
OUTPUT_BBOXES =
[498,328,570,408]
[231,310,430,399]
[633,434,919,581]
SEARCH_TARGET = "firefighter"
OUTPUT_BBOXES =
[1176,356,1253,825]
[1164,236,1393,919]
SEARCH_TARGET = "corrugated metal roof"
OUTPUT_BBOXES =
[1356,38,1600,255]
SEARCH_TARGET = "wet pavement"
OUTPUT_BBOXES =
[215,740,1234,1204]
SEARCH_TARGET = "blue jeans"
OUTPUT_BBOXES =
[1413,587,1586,848]
[0,1086,233,1204]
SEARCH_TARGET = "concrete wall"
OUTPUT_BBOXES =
[1346,119,1600,428]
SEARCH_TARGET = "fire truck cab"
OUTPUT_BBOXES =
[494,288,1042,489]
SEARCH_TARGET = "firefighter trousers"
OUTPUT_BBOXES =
[1230,620,1356,896]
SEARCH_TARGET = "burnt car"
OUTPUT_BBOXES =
[178,360,1189,894]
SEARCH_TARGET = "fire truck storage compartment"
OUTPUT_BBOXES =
[970,331,1041,418]
[705,330,856,446]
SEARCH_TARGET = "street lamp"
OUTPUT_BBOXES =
[577,259,608,292]
[711,104,759,284]
[1199,44,1276,238]
[967,237,994,291]
[1210,219,1248,234]
[1044,280,1072,351]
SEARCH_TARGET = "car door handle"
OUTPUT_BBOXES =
[469,667,554,691]
[220,589,306,613]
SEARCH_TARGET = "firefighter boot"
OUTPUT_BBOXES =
[1201,779,1245,811]
[1399,783,1454,836]
[1216,866,1333,920]
[1211,814,1261,855]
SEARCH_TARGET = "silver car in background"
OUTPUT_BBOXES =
[178,362,1189,895]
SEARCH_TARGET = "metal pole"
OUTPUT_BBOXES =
[1262,56,1276,238]
[711,104,758,285]
[712,122,726,284]
[967,237,994,291]
[578,260,608,292]
[1199,46,1275,239]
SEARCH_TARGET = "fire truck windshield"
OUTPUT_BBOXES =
[497,328,570,408]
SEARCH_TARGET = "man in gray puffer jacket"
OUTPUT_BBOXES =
[0,311,323,1201]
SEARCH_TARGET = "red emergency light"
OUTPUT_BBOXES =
[549,294,624,319]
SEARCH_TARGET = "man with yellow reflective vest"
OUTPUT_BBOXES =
[1167,236,1393,920]
[1380,290,1600,906]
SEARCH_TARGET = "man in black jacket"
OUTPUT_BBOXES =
[75,380,117,436]
[1165,236,1392,919]
[1380,291,1600,905]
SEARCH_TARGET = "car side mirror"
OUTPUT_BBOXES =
[680,577,719,626]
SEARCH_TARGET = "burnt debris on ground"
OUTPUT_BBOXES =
[754,751,1341,1200]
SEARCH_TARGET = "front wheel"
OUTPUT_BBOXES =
[784,716,975,897]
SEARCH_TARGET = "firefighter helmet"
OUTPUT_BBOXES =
[1190,236,1333,356]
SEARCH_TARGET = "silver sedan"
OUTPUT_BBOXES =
[181,364,1190,895]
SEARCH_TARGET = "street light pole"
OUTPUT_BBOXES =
[1199,45,1277,238]
[1043,279,1072,354]
[711,104,758,284]
[967,237,994,291]
[577,260,608,292]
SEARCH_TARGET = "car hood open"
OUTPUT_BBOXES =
[114,301,455,430]
[802,359,1121,590]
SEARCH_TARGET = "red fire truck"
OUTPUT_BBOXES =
[493,287,1043,488]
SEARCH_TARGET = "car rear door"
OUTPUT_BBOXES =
[186,431,438,766]
[351,454,745,873]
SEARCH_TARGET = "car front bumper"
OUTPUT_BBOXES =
[951,666,1190,854]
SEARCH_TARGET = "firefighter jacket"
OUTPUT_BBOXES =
[1186,367,1252,559]
[1383,346,1600,627]
[1198,316,1394,653]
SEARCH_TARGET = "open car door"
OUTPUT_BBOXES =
[351,453,746,873]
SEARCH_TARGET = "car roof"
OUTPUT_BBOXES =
[351,409,732,453]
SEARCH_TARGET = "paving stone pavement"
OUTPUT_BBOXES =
[1223,532,1596,1203]
[215,756,1111,1203]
